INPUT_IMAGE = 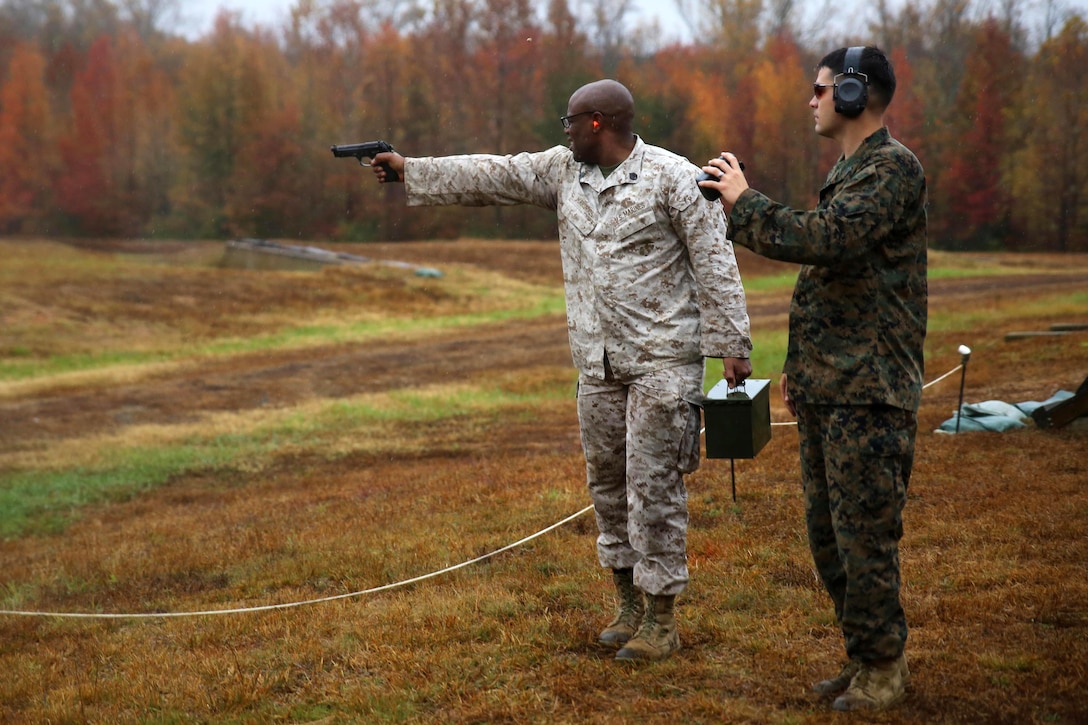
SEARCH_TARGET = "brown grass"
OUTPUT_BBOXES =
[1,239,1087,724]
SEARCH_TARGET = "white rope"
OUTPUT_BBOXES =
[708,362,965,431]
[922,363,963,390]
[0,364,968,620]
[0,505,595,619]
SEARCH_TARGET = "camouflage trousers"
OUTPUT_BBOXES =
[796,403,915,662]
[577,360,704,597]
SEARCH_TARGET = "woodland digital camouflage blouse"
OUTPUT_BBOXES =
[404,137,752,380]
[728,127,928,411]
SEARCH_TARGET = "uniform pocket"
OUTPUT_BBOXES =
[612,205,657,244]
[677,401,702,473]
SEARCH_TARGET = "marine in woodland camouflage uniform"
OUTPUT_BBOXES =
[701,47,926,709]
[366,80,751,613]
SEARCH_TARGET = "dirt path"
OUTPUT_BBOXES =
[2,237,1085,451]
[0,315,573,449]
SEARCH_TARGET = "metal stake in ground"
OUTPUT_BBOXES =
[955,344,972,434]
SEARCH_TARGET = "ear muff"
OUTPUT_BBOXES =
[835,46,869,118]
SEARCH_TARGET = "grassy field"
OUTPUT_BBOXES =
[1,238,1086,724]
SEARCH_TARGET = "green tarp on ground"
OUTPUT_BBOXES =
[937,390,1076,433]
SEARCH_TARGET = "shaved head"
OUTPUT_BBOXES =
[564,78,637,166]
[568,79,634,133]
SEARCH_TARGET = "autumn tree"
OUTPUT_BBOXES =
[690,0,765,168]
[427,0,553,238]
[0,0,50,69]
[629,45,723,160]
[284,0,382,240]
[54,32,173,235]
[39,0,123,54]
[172,13,284,237]
[336,18,416,238]
[748,33,818,209]
[882,46,925,161]
[582,0,634,75]
[116,0,181,40]
[678,0,763,56]
[0,41,57,233]
[54,36,125,234]
[533,0,597,144]
[936,19,1021,249]
[469,0,542,154]
[0,0,1082,249]
[1012,15,1088,251]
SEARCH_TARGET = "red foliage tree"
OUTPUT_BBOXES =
[937,20,1020,248]
[54,32,173,236]
[0,0,1082,248]
[54,37,121,234]
[0,42,57,233]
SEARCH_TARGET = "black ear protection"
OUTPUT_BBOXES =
[834,46,869,118]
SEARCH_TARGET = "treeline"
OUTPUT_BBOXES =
[0,0,1086,251]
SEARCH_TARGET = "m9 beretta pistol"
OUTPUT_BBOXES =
[330,140,399,182]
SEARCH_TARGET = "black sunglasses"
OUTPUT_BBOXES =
[812,83,837,98]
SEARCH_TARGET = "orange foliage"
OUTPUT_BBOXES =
[0,2,1085,248]
[749,34,816,205]
[650,46,731,157]
[53,33,173,236]
[0,43,56,233]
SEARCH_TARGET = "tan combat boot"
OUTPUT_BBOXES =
[614,594,679,661]
[831,653,908,711]
[817,653,910,697]
[813,659,861,696]
[598,568,644,647]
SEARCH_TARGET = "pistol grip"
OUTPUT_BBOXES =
[378,161,399,183]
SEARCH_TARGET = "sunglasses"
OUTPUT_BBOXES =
[813,82,837,98]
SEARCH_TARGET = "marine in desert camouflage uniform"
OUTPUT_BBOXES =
[701,47,926,710]
[366,79,752,661]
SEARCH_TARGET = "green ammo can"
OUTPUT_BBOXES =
[701,378,772,460]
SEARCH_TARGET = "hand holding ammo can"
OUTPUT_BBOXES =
[701,378,772,459]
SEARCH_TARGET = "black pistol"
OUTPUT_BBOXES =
[331,140,399,182]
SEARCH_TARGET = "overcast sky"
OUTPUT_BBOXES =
[177,0,1072,51]
[177,0,694,44]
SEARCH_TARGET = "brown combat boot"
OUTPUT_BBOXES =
[614,594,679,661]
[598,568,644,647]
[832,653,908,711]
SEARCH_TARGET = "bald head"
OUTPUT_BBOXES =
[569,79,634,134]
[564,78,637,166]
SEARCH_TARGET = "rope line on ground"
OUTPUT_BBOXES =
[0,506,595,619]
[0,364,964,620]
